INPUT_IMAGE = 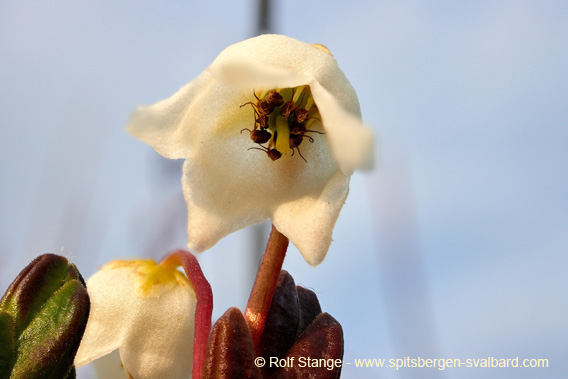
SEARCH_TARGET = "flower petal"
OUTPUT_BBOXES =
[119,282,196,378]
[75,266,196,379]
[272,171,350,266]
[182,115,340,256]
[209,34,360,116]
[75,268,133,367]
[309,81,374,174]
[127,71,213,159]
[128,34,373,173]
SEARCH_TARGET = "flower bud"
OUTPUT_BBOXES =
[296,286,322,337]
[203,307,260,379]
[257,271,342,378]
[277,313,344,379]
[0,254,90,378]
[258,271,300,375]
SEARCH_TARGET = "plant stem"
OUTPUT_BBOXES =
[161,250,212,379]
[245,224,289,352]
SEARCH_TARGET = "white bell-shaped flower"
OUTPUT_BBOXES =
[128,34,374,265]
[75,259,196,378]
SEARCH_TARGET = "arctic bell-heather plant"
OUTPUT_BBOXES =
[5,34,372,379]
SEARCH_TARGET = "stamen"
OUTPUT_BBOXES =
[267,149,282,161]
[305,96,315,111]
[265,91,284,107]
[248,146,267,152]
[251,129,271,144]
[240,101,255,109]
[247,146,282,161]
[256,113,269,129]
[240,86,324,162]
[305,129,325,135]
[289,135,307,162]
[292,86,305,104]
[289,134,303,148]
[294,108,321,124]
[295,147,307,162]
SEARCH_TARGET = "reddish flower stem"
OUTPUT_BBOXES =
[161,250,213,379]
[245,224,289,353]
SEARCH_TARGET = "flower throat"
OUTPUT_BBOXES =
[240,86,324,162]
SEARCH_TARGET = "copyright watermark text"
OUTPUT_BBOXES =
[254,356,343,371]
[349,356,549,370]
[254,356,549,371]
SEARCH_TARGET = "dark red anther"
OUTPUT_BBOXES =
[251,129,271,144]
[290,120,324,143]
[294,108,310,123]
[267,148,282,161]
[280,100,297,119]
[289,134,303,148]
[255,114,269,129]
[290,121,306,135]
[294,108,321,124]
[265,91,284,107]
[247,145,282,161]
[240,128,272,144]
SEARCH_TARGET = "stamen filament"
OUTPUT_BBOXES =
[305,95,314,110]
[292,86,305,104]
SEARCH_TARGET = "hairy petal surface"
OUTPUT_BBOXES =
[75,264,196,378]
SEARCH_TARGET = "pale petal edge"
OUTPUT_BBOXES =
[272,171,350,266]
[126,71,212,160]
[309,81,374,175]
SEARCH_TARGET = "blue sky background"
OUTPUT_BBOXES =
[1,1,567,378]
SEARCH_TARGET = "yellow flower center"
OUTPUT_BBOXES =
[103,259,189,298]
[240,86,325,162]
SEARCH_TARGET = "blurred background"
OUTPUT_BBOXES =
[1,1,567,378]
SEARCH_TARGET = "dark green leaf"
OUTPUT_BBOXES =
[0,311,15,378]
[0,254,90,379]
